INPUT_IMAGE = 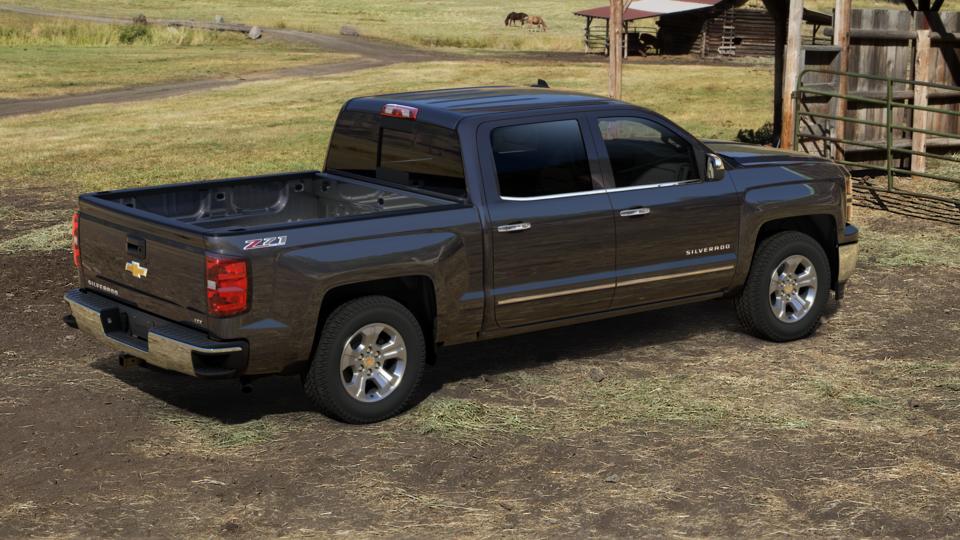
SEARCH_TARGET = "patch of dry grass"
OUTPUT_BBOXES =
[0,11,351,99]
[856,207,960,267]
[0,222,70,254]
[139,410,279,456]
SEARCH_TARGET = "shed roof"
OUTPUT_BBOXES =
[574,0,832,23]
[574,0,721,20]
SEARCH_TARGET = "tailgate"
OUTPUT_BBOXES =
[77,200,208,325]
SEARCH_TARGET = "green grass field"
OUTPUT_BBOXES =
[7,0,906,52]
[0,11,350,99]
[0,60,774,194]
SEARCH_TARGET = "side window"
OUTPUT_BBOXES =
[598,117,699,188]
[491,120,595,198]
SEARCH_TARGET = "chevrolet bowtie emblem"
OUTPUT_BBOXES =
[125,261,149,279]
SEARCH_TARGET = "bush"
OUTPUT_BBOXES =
[736,121,776,146]
[118,23,149,44]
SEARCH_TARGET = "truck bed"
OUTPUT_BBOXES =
[85,171,456,234]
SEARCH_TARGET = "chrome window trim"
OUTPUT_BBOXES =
[605,179,702,193]
[498,178,703,202]
[500,189,606,202]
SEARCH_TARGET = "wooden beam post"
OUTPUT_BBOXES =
[780,0,804,148]
[765,0,786,139]
[912,28,931,180]
[833,0,852,161]
[609,0,624,99]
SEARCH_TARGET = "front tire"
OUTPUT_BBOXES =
[303,296,426,423]
[735,231,831,342]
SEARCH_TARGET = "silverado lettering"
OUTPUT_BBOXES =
[686,244,732,256]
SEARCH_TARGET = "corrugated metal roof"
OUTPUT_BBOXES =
[574,0,722,20]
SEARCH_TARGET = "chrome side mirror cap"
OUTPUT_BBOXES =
[706,153,725,181]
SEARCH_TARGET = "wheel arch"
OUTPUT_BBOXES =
[309,276,438,369]
[752,214,839,289]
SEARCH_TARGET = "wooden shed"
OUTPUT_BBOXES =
[575,0,830,57]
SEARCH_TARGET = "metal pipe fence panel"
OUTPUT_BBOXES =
[794,68,960,206]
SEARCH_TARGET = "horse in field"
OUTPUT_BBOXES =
[504,12,528,26]
[527,15,547,31]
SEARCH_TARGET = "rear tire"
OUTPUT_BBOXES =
[303,296,426,423]
[735,231,831,342]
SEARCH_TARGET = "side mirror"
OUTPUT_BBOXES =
[706,153,726,181]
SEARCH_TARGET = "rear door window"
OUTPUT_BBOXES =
[491,120,596,198]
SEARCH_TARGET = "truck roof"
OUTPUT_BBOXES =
[345,86,639,129]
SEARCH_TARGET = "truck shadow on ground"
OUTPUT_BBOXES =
[92,297,837,424]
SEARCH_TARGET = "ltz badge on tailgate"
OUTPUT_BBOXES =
[125,260,149,279]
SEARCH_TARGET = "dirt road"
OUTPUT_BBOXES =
[0,4,440,118]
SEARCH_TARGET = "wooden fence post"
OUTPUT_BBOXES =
[609,0,624,99]
[912,28,931,181]
[780,0,804,148]
[833,0,852,161]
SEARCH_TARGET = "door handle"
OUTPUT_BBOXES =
[619,207,651,217]
[497,222,532,233]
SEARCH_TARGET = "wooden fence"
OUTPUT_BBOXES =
[797,9,960,168]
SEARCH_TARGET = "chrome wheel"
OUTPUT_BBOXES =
[769,254,818,323]
[339,323,407,403]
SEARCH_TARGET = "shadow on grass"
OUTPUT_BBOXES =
[92,296,837,423]
[854,184,960,226]
[423,297,744,394]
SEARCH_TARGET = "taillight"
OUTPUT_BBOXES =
[205,254,248,317]
[71,211,80,268]
[380,103,418,120]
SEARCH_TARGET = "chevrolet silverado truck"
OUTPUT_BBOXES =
[65,86,859,423]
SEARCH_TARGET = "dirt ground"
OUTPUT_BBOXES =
[0,189,958,537]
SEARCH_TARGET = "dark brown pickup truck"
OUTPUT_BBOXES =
[65,86,859,423]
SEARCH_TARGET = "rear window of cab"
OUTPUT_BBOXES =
[325,110,467,199]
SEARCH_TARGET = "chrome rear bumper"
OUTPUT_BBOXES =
[65,289,246,378]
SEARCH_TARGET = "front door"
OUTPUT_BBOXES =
[589,115,740,308]
[479,116,616,327]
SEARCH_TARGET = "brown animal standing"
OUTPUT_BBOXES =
[504,12,528,26]
[527,15,547,31]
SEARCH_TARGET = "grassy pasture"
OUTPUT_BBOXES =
[8,0,905,52]
[0,60,775,195]
[0,12,351,99]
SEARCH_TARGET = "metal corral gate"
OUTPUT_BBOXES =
[793,68,960,206]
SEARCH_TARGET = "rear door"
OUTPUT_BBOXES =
[478,115,617,328]
[78,202,208,325]
[587,115,740,308]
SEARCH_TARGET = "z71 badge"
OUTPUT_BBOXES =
[243,236,287,250]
